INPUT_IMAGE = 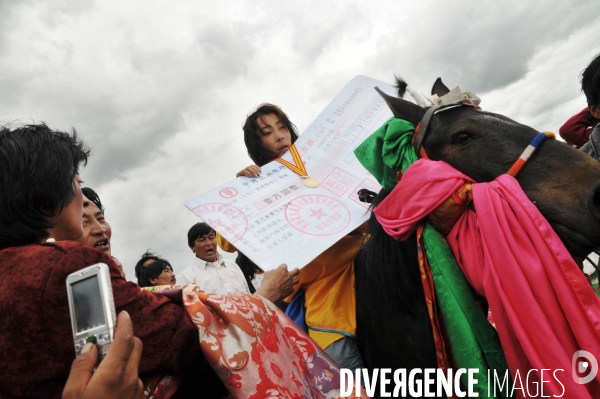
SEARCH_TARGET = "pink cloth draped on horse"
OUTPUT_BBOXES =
[374,159,600,398]
[145,284,364,399]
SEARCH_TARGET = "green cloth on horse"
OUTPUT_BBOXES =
[355,117,510,399]
[354,118,418,191]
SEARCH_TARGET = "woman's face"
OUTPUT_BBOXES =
[150,265,176,286]
[47,175,84,242]
[257,113,292,160]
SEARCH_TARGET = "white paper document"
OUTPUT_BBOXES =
[186,75,413,270]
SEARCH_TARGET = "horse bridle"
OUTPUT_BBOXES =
[408,89,598,275]
[411,89,482,157]
[412,102,555,177]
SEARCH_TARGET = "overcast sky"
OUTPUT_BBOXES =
[1,0,600,280]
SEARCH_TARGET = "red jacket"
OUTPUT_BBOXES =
[0,241,221,398]
[559,107,599,147]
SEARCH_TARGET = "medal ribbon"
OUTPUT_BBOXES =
[275,144,308,178]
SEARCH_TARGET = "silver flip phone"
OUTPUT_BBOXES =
[66,263,117,362]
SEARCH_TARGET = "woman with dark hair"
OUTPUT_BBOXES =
[222,106,366,370]
[138,258,176,287]
[0,124,226,398]
[236,103,300,177]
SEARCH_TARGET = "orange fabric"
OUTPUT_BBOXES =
[428,183,472,236]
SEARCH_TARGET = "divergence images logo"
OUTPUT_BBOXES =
[572,350,598,385]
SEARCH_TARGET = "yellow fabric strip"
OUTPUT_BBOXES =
[275,144,308,177]
[216,232,237,253]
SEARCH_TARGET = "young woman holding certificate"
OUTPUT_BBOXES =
[222,103,366,370]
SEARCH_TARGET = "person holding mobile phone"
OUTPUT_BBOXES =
[62,311,144,399]
[0,124,226,398]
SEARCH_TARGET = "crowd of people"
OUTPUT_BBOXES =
[0,52,599,398]
[0,100,357,398]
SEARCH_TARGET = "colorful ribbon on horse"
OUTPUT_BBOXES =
[355,118,510,399]
[507,131,556,177]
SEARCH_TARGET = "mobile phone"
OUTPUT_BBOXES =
[66,263,117,362]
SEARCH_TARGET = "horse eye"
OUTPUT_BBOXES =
[452,132,473,146]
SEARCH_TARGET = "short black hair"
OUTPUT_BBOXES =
[581,53,600,108]
[137,258,173,288]
[82,187,104,214]
[187,222,215,248]
[0,123,89,250]
[134,250,162,280]
[242,104,299,166]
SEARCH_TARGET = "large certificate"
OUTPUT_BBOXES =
[186,75,415,270]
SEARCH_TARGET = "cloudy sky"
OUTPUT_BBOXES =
[1,0,599,280]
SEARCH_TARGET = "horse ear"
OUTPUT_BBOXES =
[375,87,425,126]
[431,77,450,97]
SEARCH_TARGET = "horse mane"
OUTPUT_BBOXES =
[355,189,440,378]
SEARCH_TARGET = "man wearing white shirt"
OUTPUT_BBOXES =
[177,222,299,302]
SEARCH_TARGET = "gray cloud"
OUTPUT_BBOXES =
[365,0,600,94]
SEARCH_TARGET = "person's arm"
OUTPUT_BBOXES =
[62,311,143,399]
[109,271,202,374]
[559,107,599,147]
[47,245,203,374]
[254,264,299,302]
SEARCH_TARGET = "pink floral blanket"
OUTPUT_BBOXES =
[144,285,363,398]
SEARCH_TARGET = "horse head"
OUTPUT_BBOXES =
[377,77,600,258]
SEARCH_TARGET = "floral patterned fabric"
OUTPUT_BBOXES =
[144,285,364,398]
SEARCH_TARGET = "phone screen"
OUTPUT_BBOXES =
[72,275,106,333]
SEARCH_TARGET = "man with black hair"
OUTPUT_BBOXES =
[134,250,162,281]
[76,188,129,279]
[178,222,299,303]
[559,53,600,151]
[76,187,112,255]
[178,223,250,294]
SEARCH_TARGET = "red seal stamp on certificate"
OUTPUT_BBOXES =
[191,203,248,243]
[285,194,351,236]
[219,187,238,198]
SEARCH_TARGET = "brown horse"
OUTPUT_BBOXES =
[383,78,600,257]
[354,77,600,397]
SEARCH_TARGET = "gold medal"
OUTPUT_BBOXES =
[303,177,320,188]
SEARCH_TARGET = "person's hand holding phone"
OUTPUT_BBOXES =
[62,311,144,399]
